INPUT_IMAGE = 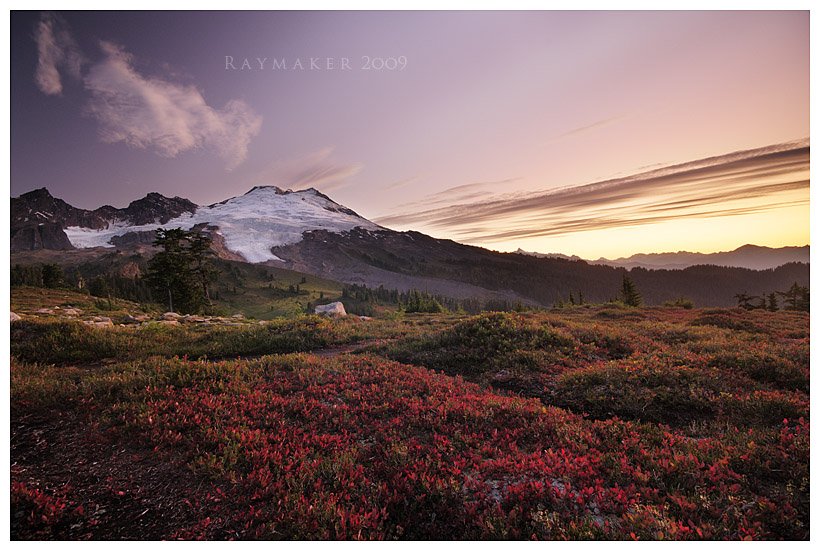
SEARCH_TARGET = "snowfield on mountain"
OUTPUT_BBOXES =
[63,186,382,263]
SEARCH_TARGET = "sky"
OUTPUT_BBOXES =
[9,10,810,259]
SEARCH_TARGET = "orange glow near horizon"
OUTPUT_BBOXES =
[375,142,810,259]
[501,203,809,259]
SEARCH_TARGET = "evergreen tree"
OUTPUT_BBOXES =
[767,292,779,312]
[11,264,42,287]
[798,286,810,312]
[145,228,217,314]
[188,230,219,307]
[88,276,111,299]
[734,292,753,310]
[778,282,808,311]
[41,263,64,289]
[618,272,643,307]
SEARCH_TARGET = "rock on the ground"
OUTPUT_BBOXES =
[315,302,347,317]
[10,312,22,322]
[162,312,182,320]
[183,315,206,323]
[231,314,245,319]
[158,320,180,326]
[62,308,82,316]
[83,319,113,328]
[124,314,150,323]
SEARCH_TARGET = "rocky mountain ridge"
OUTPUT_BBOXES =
[11,188,197,251]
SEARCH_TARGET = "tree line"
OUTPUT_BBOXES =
[734,282,809,312]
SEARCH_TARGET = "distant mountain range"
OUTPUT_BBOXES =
[516,245,810,271]
[10,187,810,307]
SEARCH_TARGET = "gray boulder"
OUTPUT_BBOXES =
[315,302,347,317]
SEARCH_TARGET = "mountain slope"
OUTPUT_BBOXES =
[269,228,808,307]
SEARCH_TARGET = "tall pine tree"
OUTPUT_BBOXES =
[146,228,218,314]
[619,272,643,307]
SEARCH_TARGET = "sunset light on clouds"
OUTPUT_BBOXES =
[10,9,809,259]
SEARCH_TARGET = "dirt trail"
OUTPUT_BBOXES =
[307,339,384,358]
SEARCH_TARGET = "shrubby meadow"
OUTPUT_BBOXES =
[10,293,809,540]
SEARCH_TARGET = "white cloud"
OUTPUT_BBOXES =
[34,13,84,95]
[83,42,262,169]
[32,12,261,170]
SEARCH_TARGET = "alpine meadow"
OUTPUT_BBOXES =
[9,9,810,542]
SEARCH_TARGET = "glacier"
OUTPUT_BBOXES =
[63,186,382,263]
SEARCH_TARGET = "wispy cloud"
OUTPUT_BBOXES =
[382,175,421,191]
[547,114,630,144]
[34,12,84,95]
[84,42,262,169]
[375,141,810,243]
[251,147,363,192]
[425,178,521,201]
[393,177,522,210]
[33,14,261,170]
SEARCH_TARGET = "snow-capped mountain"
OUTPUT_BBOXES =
[13,186,382,263]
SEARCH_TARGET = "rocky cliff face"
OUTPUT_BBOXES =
[10,221,75,251]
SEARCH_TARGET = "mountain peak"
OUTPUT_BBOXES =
[244,186,324,197]
[121,193,198,225]
[245,185,288,195]
[21,187,54,199]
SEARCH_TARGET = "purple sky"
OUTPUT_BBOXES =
[10,11,809,258]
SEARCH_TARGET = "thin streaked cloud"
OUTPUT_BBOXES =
[375,141,809,243]
[382,176,422,191]
[546,114,630,144]
[251,147,363,193]
[393,177,522,210]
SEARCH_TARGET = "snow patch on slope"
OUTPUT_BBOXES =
[64,187,382,263]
